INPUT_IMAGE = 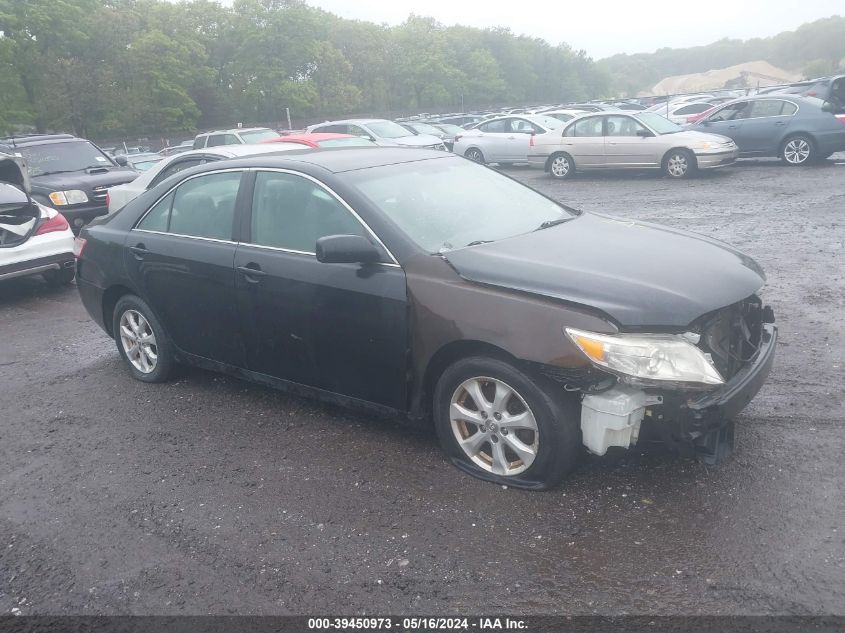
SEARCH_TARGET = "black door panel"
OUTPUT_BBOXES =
[125,233,244,365]
[235,246,408,409]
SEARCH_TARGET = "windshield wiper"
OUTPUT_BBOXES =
[535,218,571,230]
[465,240,493,247]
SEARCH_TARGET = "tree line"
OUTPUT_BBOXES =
[599,15,845,97]
[0,0,612,139]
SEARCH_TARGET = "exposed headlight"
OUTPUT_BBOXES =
[49,190,89,206]
[565,328,724,387]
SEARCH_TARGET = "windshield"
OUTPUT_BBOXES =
[366,121,414,139]
[434,123,463,135]
[316,137,376,148]
[347,157,574,253]
[634,112,682,134]
[529,115,566,130]
[239,129,279,143]
[19,141,115,176]
[131,158,163,171]
[409,122,444,136]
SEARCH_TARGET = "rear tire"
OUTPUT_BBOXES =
[780,134,815,165]
[43,266,75,286]
[548,153,574,179]
[464,148,485,164]
[112,295,174,383]
[663,148,696,179]
[433,356,581,489]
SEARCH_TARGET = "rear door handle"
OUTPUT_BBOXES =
[238,264,267,283]
[774,121,787,126]
[129,244,149,260]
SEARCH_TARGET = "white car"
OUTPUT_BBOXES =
[192,127,279,149]
[106,143,306,213]
[306,119,446,150]
[0,153,75,285]
[647,101,718,124]
[452,114,565,165]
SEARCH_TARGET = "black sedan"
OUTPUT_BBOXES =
[76,149,776,489]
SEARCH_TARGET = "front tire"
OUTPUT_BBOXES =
[548,153,574,179]
[433,356,581,489]
[781,135,815,165]
[464,148,485,164]
[663,148,696,179]
[112,295,174,383]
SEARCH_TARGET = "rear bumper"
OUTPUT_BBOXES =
[681,323,777,432]
[0,252,75,281]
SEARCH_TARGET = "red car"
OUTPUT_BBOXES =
[686,106,718,124]
[261,133,376,149]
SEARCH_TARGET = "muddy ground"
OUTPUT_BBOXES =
[1,156,843,616]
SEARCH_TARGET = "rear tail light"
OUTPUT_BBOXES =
[35,212,70,236]
[73,237,87,258]
[529,134,535,147]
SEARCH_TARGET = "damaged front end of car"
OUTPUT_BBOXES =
[564,295,777,463]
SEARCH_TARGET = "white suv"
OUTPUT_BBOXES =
[192,127,279,149]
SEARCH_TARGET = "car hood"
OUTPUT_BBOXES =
[30,168,138,192]
[442,213,765,328]
[392,134,444,147]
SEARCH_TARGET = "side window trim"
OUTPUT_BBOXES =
[131,167,246,245]
[242,168,399,266]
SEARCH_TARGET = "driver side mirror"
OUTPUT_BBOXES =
[636,129,653,137]
[316,235,381,265]
[114,155,128,166]
[821,101,834,113]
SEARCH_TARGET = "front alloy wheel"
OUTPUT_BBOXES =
[450,377,539,476]
[433,356,580,489]
[664,149,695,178]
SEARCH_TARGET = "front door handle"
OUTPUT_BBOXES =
[774,121,786,126]
[129,244,149,260]
[238,264,267,283]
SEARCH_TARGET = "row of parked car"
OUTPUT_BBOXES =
[0,105,780,488]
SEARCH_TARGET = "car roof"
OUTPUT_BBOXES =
[195,147,452,174]
[264,133,357,144]
[196,127,273,136]
[312,119,387,126]
[0,134,81,148]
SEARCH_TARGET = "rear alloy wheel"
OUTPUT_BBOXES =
[465,148,485,164]
[781,135,815,165]
[112,295,174,383]
[664,149,696,179]
[549,153,574,179]
[433,356,580,489]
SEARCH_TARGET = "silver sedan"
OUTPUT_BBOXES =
[453,115,564,165]
[528,112,738,179]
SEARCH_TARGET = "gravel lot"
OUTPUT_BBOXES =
[1,155,843,616]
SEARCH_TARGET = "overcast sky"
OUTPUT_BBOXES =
[306,0,842,59]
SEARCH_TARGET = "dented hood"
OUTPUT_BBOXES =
[442,213,766,328]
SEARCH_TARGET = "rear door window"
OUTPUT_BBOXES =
[479,119,507,133]
[137,171,242,240]
[749,100,790,118]
[565,117,603,137]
